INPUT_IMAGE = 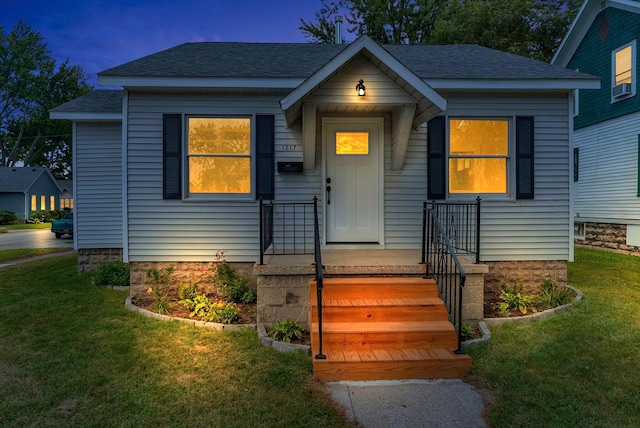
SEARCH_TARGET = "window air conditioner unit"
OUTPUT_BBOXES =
[612,82,632,98]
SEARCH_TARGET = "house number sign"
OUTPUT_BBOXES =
[279,144,298,151]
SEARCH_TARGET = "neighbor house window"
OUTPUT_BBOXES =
[50,196,55,210]
[611,41,636,101]
[61,198,74,209]
[31,195,36,211]
[448,119,509,194]
[187,117,251,195]
[40,196,45,210]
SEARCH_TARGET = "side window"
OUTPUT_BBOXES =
[187,117,252,196]
[574,147,579,182]
[448,118,509,195]
[611,41,636,102]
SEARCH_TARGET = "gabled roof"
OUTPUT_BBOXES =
[50,90,123,120]
[98,39,599,91]
[0,167,60,193]
[552,0,640,67]
[281,36,447,127]
[56,180,72,192]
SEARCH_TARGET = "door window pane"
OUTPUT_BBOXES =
[336,132,369,155]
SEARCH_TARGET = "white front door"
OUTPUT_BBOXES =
[324,118,383,243]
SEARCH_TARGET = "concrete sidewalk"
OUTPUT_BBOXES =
[327,379,487,428]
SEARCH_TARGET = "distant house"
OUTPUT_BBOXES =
[553,0,640,253]
[52,36,597,381]
[0,166,61,221]
[56,180,74,210]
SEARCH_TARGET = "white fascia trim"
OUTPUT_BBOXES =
[50,112,122,121]
[425,79,601,90]
[98,75,304,89]
[280,35,447,111]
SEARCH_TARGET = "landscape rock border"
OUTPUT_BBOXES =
[124,296,256,331]
[463,285,583,349]
[257,323,311,354]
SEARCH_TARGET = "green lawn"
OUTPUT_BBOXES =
[1,222,52,230]
[1,248,639,427]
[0,254,353,427]
[467,247,640,427]
[0,248,69,263]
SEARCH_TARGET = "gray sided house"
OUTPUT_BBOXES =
[52,36,597,380]
[0,166,61,221]
[553,0,640,253]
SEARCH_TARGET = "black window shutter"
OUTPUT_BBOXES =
[516,116,534,199]
[163,114,182,200]
[255,115,275,200]
[427,116,446,200]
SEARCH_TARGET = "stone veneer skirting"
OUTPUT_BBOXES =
[77,248,124,274]
[576,222,640,254]
[482,260,568,299]
[128,261,257,301]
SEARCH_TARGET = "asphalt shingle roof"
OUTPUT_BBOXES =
[0,166,53,192]
[98,41,594,81]
[49,90,123,114]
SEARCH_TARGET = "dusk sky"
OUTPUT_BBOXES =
[1,0,324,86]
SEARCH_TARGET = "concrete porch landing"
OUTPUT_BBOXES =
[257,249,427,276]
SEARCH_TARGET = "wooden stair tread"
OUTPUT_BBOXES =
[316,347,470,363]
[313,297,444,307]
[313,277,434,285]
[312,320,455,334]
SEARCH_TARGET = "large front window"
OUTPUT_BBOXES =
[448,119,509,194]
[187,117,251,194]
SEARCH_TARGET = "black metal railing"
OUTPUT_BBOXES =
[421,199,481,353]
[423,197,481,264]
[259,200,315,265]
[312,196,326,360]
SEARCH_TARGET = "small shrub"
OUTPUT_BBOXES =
[147,286,171,315]
[29,210,51,223]
[493,280,538,317]
[0,210,18,225]
[145,266,175,284]
[460,322,474,340]
[178,280,199,302]
[211,251,255,303]
[204,302,241,324]
[538,279,573,308]
[268,319,304,343]
[91,261,130,287]
[187,293,213,318]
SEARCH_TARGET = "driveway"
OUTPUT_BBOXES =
[0,229,74,250]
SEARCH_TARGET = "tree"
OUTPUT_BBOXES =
[431,0,582,62]
[300,0,581,62]
[0,21,91,178]
[299,0,448,44]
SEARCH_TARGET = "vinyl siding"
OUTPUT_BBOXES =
[444,94,571,261]
[126,93,295,262]
[574,111,640,222]
[75,122,123,248]
[125,91,571,263]
[568,7,640,129]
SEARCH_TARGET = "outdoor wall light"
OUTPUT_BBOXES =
[356,79,366,96]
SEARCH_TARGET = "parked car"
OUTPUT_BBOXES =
[51,211,73,239]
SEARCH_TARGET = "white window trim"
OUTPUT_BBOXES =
[184,115,255,202]
[446,116,515,202]
[611,40,636,103]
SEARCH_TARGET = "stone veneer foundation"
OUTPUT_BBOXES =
[128,261,257,301]
[482,260,568,301]
[77,248,124,274]
[576,222,640,254]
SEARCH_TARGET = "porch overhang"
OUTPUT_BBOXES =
[280,36,447,171]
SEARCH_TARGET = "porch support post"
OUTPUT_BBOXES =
[391,104,416,171]
[303,103,317,172]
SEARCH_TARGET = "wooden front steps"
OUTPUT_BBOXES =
[310,277,471,381]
